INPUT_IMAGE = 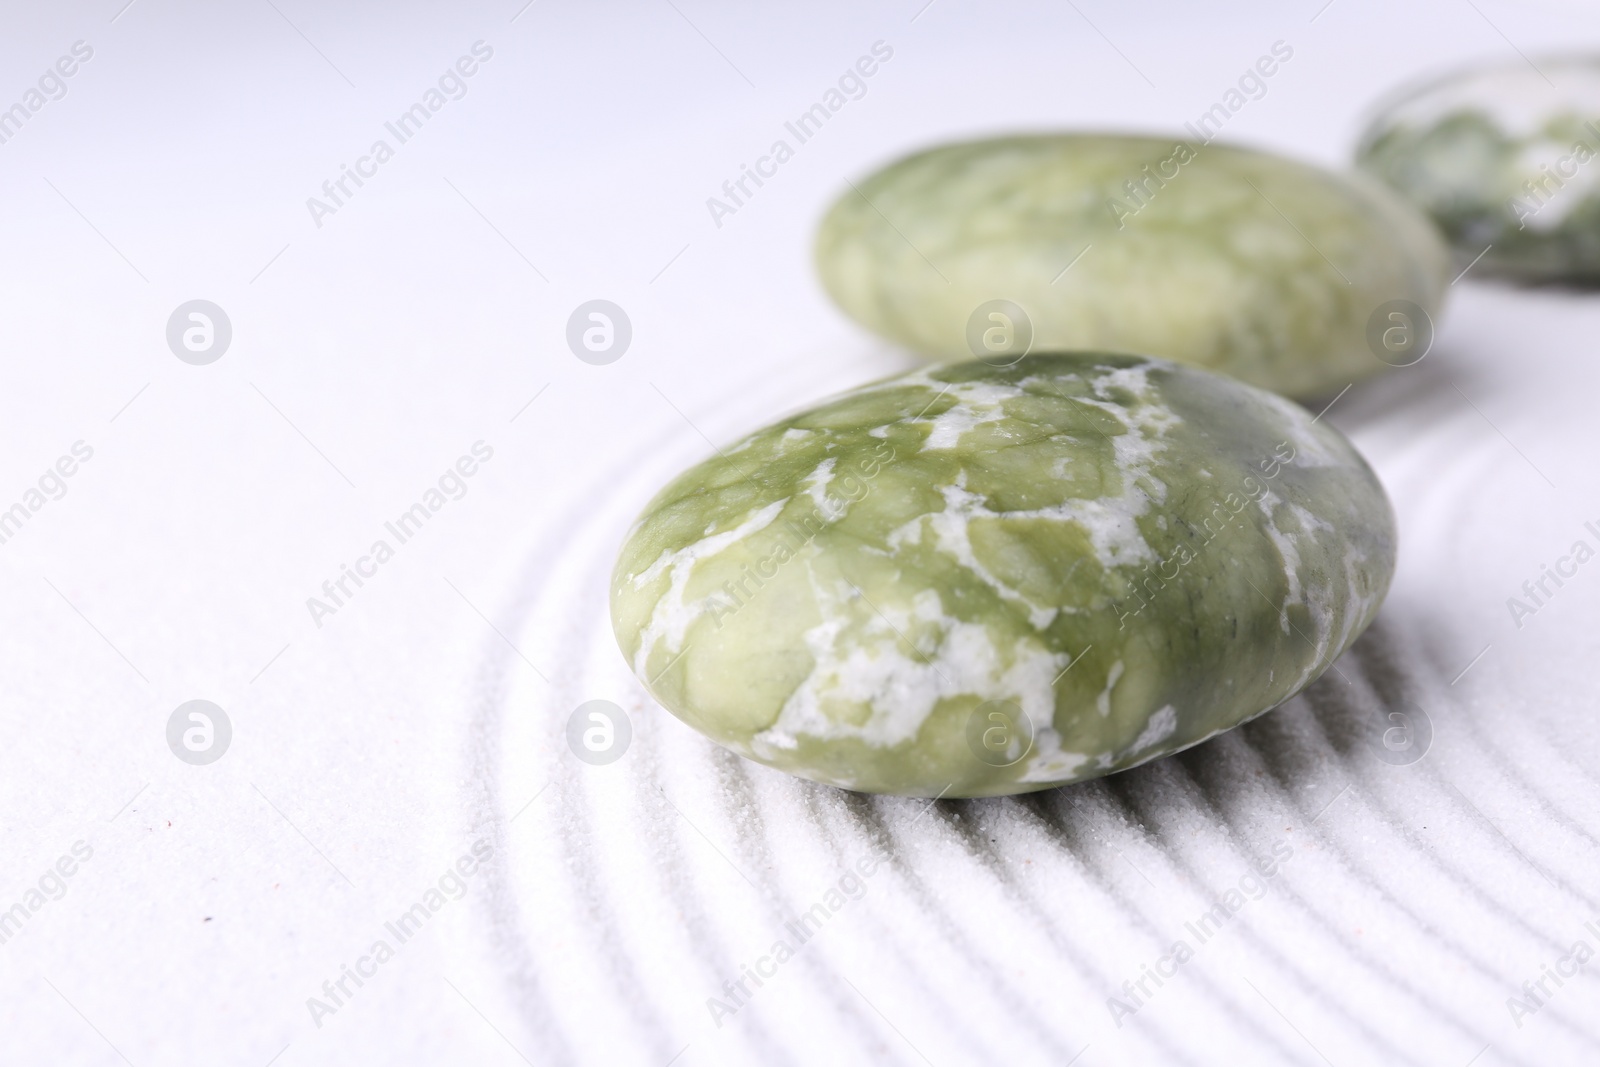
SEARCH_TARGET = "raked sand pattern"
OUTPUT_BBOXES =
[461,309,1600,1065]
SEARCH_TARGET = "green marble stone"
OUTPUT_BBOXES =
[814,134,1450,398]
[1356,56,1600,284]
[611,354,1396,797]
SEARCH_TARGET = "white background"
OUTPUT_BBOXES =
[2,1,1599,1064]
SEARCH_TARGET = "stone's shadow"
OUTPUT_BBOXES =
[1470,272,1600,295]
[982,615,1428,818]
[1342,349,1468,422]
[1297,615,1419,759]
[1297,342,1489,441]
[896,614,1430,823]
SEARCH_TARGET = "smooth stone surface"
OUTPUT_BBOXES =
[814,134,1450,398]
[1357,56,1600,284]
[611,354,1396,797]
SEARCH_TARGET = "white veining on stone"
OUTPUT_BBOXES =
[629,499,788,676]
[754,585,1067,753]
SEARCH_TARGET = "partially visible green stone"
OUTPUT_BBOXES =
[1357,56,1600,284]
[814,134,1450,398]
[611,354,1396,797]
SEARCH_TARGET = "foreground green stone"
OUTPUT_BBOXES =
[815,134,1450,398]
[1357,56,1600,284]
[612,354,1396,797]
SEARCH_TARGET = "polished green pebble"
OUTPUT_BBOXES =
[611,354,1396,797]
[1356,56,1600,284]
[814,134,1450,398]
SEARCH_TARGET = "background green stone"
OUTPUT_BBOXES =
[1357,56,1600,284]
[612,354,1396,797]
[815,134,1450,398]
